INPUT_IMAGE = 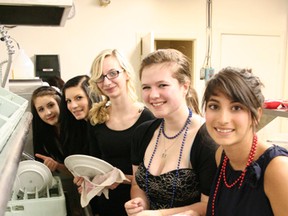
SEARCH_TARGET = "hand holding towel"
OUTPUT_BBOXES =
[80,167,129,207]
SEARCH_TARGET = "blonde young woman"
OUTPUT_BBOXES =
[74,49,154,216]
[125,49,218,216]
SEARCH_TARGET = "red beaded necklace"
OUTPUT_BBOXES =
[211,135,258,216]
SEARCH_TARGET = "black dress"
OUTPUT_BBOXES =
[206,145,288,216]
[131,119,218,209]
[88,108,154,216]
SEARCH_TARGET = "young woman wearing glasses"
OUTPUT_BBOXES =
[74,49,154,216]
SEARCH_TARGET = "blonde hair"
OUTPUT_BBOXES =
[89,49,138,125]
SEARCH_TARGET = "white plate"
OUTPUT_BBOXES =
[64,154,114,178]
[16,160,53,194]
[73,164,106,177]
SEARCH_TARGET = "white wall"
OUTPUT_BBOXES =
[1,0,287,135]
[2,0,287,78]
[2,0,205,81]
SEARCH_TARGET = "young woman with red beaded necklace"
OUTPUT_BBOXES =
[125,49,218,216]
[202,67,288,216]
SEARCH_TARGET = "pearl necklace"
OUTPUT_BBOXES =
[145,109,192,208]
[211,135,258,216]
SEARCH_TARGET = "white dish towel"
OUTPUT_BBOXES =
[80,167,129,207]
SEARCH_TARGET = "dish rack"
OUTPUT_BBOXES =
[5,176,67,216]
[0,87,28,152]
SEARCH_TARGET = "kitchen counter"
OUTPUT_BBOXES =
[258,109,288,131]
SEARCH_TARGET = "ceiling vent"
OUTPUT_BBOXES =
[0,0,73,26]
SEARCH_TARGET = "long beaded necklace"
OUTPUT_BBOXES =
[161,109,192,139]
[161,109,192,159]
[145,109,192,208]
[211,135,258,216]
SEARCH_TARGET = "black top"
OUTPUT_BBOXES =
[61,118,90,158]
[206,145,288,216]
[131,119,218,209]
[88,108,155,216]
[33,125,65,163]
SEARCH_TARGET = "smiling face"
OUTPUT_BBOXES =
[65,86,90,120]
[34,95,60,126]
[141,62,189,118]
[205,91,254,147]
[96,56,127,99]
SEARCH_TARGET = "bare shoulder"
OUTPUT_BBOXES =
[264,155,288,195]
[264,155,288,215]
[259,142,288,179]
[265,155,288,180]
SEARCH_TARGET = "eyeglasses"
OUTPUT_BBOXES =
[95,70,123,83]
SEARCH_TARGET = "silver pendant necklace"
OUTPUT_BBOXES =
[162,135,180,159]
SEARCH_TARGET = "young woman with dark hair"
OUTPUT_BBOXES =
[31,86,66,172]
[60,75,101,157]
[203,67,288,216]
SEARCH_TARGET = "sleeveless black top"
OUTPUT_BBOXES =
[132,119,218,210]
[206,145,288,216]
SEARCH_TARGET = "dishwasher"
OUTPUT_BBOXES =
[5,176,67,216]
[0,84,93,216]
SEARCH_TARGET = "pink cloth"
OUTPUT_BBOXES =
[80,167,129,207]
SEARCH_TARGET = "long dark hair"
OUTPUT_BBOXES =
[31,86,64,162]
[60,75,100,157]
